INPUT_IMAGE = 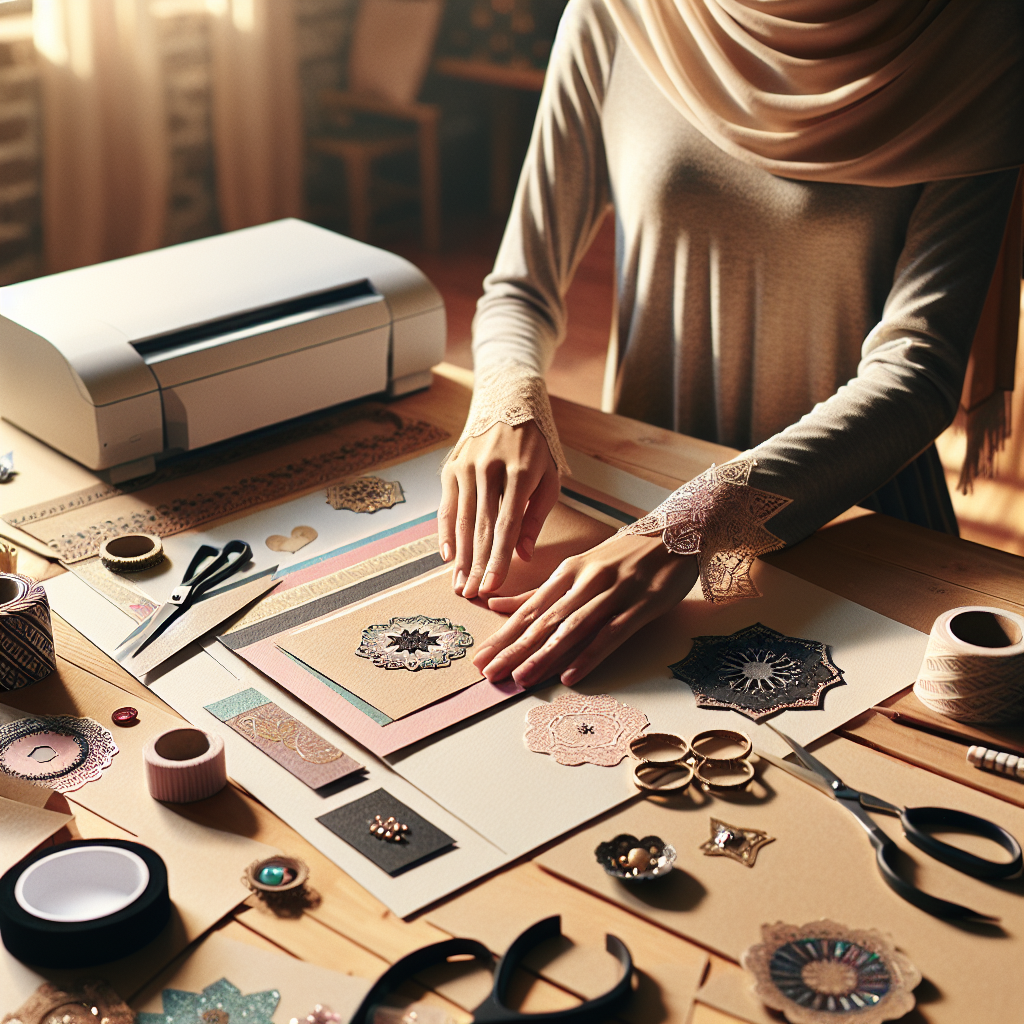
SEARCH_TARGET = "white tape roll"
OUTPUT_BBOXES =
[914,606,1024,724]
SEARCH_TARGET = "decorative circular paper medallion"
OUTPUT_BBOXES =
[524,692,648,766]
[670,623,845,721]
[356,615,474,671]
[741,920,921,1024]
[0,715,118,792]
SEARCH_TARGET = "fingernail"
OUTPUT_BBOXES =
[442,543,452,562]
[521,537,535,559]
[481,571,498,593]
[454,570,467,592]
[484,658,507,681]
[561,667,577,685]
[473,645,496,667]
[514,663,537,686]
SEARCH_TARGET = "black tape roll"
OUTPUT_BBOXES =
[0,839,171,968]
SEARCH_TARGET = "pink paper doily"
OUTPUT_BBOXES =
[0,715,118,792]
[524,693,648,766]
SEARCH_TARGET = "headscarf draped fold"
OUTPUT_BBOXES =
[604,0,1023,489]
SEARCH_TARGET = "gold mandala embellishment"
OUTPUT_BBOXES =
[326,476,405,514]
[524,692,649,767]
[620,457,791,603]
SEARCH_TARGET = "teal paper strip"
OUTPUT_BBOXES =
[279,650,393,726]
[204,687,271,721]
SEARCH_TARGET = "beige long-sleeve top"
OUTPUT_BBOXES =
[471,0,1019,548]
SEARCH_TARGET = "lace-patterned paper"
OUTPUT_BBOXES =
[525,692,649,766]
[0,715,118,792]
[619,458,791,603]
[446,363,570,477]
[670,622,845,721]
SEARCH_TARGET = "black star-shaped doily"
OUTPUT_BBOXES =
[669,623,844,721]
[387,629,438,654]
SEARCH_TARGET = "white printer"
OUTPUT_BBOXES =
[0,219,446,481]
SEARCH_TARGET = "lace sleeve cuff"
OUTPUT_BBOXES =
[618,458,792,603]
[446,362,571,477]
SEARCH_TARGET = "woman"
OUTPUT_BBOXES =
[438,0,1022,689]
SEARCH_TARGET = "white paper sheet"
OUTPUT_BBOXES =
[124,448,447,607]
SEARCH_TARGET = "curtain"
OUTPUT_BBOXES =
[34,0,168,272]
[208,0,304,231]
[33,0,305,272]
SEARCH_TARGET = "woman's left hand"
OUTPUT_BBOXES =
[472,533,699,687]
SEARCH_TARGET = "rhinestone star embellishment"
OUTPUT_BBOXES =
[356,615,474,671]
[700,817,774,867]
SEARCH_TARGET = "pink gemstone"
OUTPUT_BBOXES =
[111,706,138,726]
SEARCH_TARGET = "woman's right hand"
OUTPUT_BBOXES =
[439,420,561,600]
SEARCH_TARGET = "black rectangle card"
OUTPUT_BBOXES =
[317,788,455,876]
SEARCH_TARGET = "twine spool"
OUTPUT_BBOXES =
[143,727,226,803]
[914,606,1024,724]
[0,573,57,692]
[99,534,164,572]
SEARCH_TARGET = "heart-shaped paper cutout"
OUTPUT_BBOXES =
[266,525,318,553]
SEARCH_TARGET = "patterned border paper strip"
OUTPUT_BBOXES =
[4,409,448,563]
[205,688,363,790]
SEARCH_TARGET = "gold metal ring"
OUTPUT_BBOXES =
[99,533,164,572]
[633,760,694,793]
[629,732,691,764]
[690,728,752,764]
[693,758,755,791]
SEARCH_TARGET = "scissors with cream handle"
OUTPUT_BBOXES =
[759,725,1022,921]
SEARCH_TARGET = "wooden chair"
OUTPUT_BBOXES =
[310,0,443,250]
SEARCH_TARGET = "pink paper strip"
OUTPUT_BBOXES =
[232,633,524,758]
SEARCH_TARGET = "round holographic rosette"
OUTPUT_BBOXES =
[741,920,921,1024]
[355,615,473,671]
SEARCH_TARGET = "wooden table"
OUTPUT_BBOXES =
[2,365,1022,1022]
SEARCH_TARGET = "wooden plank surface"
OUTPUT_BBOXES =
[4,370,1023,1023]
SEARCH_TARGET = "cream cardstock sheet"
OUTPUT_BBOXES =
[0,795,73,877]
[279,571,506,720]
[536,734,1024,1024]
[134,932,372,1023]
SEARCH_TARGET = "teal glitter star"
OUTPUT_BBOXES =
[137,978,280,1024]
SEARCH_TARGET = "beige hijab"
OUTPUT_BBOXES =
[604,0,1023,489]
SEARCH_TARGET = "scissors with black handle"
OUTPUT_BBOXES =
[761,725,1022,921]
[347,916,633,1024]
[117,540,253,659]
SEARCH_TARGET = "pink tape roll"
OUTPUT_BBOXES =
[143,728,226,803]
